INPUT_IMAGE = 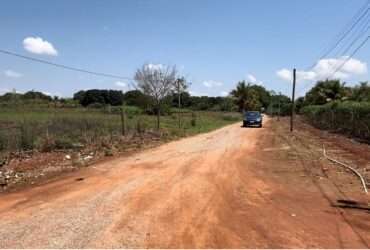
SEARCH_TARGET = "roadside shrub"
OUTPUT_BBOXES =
[54,137,75,150]
[125,106,143,118]
[18,121,39,150]
[87,102,105,109]
[221,113,240,122]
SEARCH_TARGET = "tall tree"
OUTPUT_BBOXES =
[305,79,347,105]
[230,81,249,111]
[351,81,370,102]
[134,64,178,129]
[230,81,263,111]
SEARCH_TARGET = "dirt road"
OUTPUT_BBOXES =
[0,117,369,248]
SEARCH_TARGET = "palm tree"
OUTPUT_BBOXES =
[230,81,249,111]
[230,81,262,111]
[305,79,347,105]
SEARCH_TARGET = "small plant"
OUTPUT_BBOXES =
[136,117,147,134]
[19,121,36,150]
[54,137,75,150]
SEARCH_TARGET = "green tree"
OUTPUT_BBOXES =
[244,89,262,111]
[230,81,250,111]
[350,81,370,102]
[230,81,263,111]
[305,79,347,105]
[123,90,151,108]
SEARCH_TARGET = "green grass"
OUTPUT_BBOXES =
[0,107,241,153]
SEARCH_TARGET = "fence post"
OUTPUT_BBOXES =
[120,107,126,136]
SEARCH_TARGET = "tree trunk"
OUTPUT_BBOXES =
[156,104,160,130]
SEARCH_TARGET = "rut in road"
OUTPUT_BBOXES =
[0,118,369,248]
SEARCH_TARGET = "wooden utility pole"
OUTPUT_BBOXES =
[178,81,181,129]
[290,69,296,132]
[278,92,281,121]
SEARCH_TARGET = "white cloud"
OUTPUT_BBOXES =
[189,90,209,96]
[276,69,292,82]
[313,56,367,79]
[277,56,367,83]
[220,91,229,97]
[0,88,23,94]
[247,74,257,83]
[246,73,263,85]
[4,70,22,78]
[145,63,164,71]
[23,36,58,56]
[0,88,10,95]
[115,81,127,88]
[203,80,223,88]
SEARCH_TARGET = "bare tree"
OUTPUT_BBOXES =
[134,64,178,130]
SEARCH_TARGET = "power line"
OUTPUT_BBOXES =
[297,2,370,96]
[0,49,133,81]
[306,4,369,71]
[336,24,370,59]
[334,13,370,59]
[312,0,370,68]
[328,35,370,79]
[297,35,369,96]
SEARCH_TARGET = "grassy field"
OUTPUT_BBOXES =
[0,106,241,154]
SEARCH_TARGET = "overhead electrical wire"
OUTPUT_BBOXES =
[333,13,370,59]
[297,1,370,96]
[311,1,370,69]
[328,35,370,79]
[0,49,133,81]
[306,4,369,71]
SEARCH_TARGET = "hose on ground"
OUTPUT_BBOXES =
[323,144,368,194]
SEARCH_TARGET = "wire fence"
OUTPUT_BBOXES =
[300,102,370,143]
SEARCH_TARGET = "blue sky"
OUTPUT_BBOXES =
[0,0,369,97]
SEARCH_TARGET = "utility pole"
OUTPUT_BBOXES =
[176,79,182,128]
[290,69,296,132]
[278,91,281,121]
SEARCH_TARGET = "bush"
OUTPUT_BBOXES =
[221,113,241,121]
[54,137,75,150]
[87,102,105,109]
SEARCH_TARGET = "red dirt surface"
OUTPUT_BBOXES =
[0,117,369,248]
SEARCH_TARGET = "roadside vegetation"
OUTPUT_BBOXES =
[297,80,370,143]
[5,62,345,191]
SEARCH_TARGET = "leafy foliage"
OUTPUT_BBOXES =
[74,89,124,107]
[304,79,347,105]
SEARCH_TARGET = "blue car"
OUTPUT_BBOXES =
[243,111,263,127]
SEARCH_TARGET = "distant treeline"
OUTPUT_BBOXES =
[0,91,53,102]
[0,82,293,114]
[73,89,239,112]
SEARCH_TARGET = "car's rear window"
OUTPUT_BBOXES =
[246,112,260,117]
